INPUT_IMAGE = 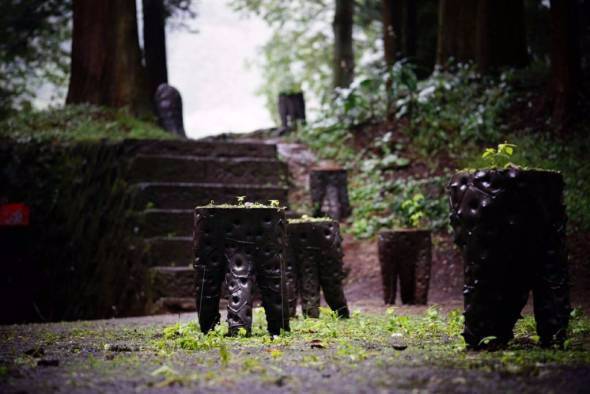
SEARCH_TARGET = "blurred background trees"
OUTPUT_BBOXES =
[0,0,587,128]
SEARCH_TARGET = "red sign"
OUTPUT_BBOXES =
[0,203,30,226]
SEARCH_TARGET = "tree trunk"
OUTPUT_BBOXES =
[475,0,528,72]
[548,0,580,125]
[382,0,403,67]
[333,0,355,88]
[404,0,417,60]
[436,0,478,66]
[143,0,169,97]
[66,0,150,115]
[437,0,528,72]
[382,0,417,64]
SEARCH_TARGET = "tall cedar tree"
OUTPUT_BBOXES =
[66,0,150,115]
[437,0,527,72]
[143,0,169,98]
[333,0,355,88]
[382,0,417,66]
[548,0,581,125]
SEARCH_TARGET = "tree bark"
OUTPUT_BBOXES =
[382,0,416,64]
[437,0,528,72]
[548,0,580,125]
[143,0,169,97]
[475,0,528,72]
[436,0,478,66]
[66,0,150,115]
[382,0,403,67]
[333,0,355,88]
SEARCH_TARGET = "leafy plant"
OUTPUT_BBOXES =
[481,143,517,168]
[398,194,428,228]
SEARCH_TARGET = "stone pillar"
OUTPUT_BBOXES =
[309,168,352,221]
[287,219,350,318]
[194,207,290,336]
[448,168,570,348]
[378,230,432,305]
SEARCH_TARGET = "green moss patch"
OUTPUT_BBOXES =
[0,104,175,143]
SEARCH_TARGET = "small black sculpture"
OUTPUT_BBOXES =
[154,83,186,137]
[278,92,306,133]
[287,219,350,318]
[309,167,352,221]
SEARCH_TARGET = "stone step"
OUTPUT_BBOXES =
[134,182,289,210]
[127,155,288,185]
[125,139,278,159]
[138,209,193,238]
[146,236,193,267]
[149,266,195,299]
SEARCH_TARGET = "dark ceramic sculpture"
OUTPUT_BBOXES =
[378,229,431,305]
[287,219,350,318]
[448,168,570,348]
[278,92,306,133]
[154,83,186,137]
[193,206,290,336]
[309,168,352,221]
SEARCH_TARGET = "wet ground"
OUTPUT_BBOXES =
[1,306,590,394]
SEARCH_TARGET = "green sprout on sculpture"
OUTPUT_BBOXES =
[482,143,517,168]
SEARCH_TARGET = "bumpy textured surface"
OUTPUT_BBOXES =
[154,84,186,137]
[287,221,350,318]
[194,208,290,336]
[378,230,432,305]
[285,245,300,317]
[309,169,352,221]
[448,168,570,348]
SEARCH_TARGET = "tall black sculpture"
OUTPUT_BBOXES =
[287,219,350,318]
[154,83,186,137]
[448,168,570,349]
[193,206,291,336]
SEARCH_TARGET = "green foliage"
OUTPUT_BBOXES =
[231,0,383,123]
[154,307,590,372]
[481,143,518,168]
[409,64,513,155]
[0,0,71,117]
[399,194,427,228]
[348,168,449,239]
[0,105,174,143]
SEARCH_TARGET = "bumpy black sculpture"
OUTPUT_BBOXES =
[309,168,352,221]
[448,168,570,348]
[194,207,290,336]
[378,230,431,305]
[287,220,350,318]
[154,83,186,137]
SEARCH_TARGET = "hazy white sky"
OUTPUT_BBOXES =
[167,1,274,139]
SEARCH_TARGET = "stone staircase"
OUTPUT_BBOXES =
[127,140,289,313]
